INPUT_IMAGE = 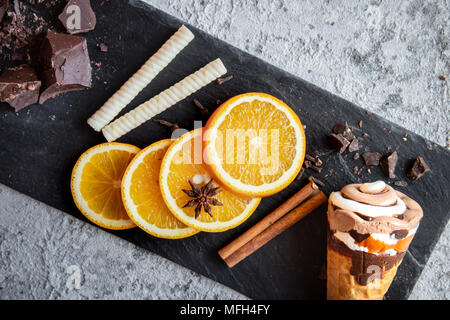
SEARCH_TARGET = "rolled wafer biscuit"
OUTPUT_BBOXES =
[102,58,227,142]
[87,25,195,131]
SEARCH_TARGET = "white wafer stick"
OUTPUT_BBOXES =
[102,58,227,142]
[87,25,195,131]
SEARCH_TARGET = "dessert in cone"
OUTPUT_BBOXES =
[326,181,423,300]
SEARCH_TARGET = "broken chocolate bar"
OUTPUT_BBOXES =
[38,30,92,104]
[329,133,350,153]
[407,156,430,180]
[58,0,96,34]
[0,64,41,111]
[362,152,382,166]
[380,151,398,179]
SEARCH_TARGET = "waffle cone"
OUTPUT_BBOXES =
[327,246,401,300]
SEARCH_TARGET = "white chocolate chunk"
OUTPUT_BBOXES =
[102,58,227,142]
[87,25,195,131]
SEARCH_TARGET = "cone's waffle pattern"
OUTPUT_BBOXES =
[327,247,400,300]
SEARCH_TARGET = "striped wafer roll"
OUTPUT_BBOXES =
[102,58,227,142]
[87,25,195,131]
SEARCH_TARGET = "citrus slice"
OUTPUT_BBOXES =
[159,129,261,232]
[121,139,199,239]
[71,142,140,230]
[204,92,306,197]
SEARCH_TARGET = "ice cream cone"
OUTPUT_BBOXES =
[326,181,423,300]
[327,241,401,300]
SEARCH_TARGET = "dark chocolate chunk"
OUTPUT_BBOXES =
[348,138,360,152]
[391,229,409,240]
[380,151,398,179]
[328,133,350,153]
[58,0,96,34]
[332,121,354,140]
[394,180,408,187]
[38,30,92,104]
[0,64,41,111]
[349,230,370,243]
[362,152,382,166]
[407,156,430,180]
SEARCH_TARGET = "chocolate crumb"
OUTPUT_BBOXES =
[380,151,398,179]
[304,160,322,173]
[394,181,408,187]
[439,75,446,81]
[362,152,382,166]
[353,153,360,160]
[329,133,350,153]
[407,156,430,180]
[353,166,359,175]
[366,110,372,115]
[358,120,363,128]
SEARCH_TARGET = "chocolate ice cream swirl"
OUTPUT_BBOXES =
[328,181,422,236]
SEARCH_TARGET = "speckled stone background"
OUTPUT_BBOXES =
[0,0,448,299]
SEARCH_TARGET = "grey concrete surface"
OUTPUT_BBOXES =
[0,0,449,299]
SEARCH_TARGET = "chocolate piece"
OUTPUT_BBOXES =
[391,229,409,240]
[362,152,382,166]
[38,30,92,104]
[353,152,360,160]
[407,156,430,180]
[329,133,350,153]
[349,230,370,243]
[0,64,41,111]
[380,151,398,179]
[332,121,354,140]
[58,0,96,34]
[348,138,360,152]
[394,180,408,187]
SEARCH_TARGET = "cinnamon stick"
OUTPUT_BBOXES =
[218,180,320,261]
[222,191,327,268]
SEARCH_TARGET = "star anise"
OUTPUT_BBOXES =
[182,179,223,219]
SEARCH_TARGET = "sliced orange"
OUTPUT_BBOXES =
[121,139,199,239]
[71,142,140,230]
[159,129,261,232]
[204,92,306,197]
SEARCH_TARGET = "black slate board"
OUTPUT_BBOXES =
[1,0,449,300]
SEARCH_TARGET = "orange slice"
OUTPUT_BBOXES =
[159,128,261,232]
[204,92,306,197]
[121,139,199,239]
[71,142,140,230]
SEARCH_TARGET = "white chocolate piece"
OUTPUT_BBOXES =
[87,25,195,131]
[102,58,227,142]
